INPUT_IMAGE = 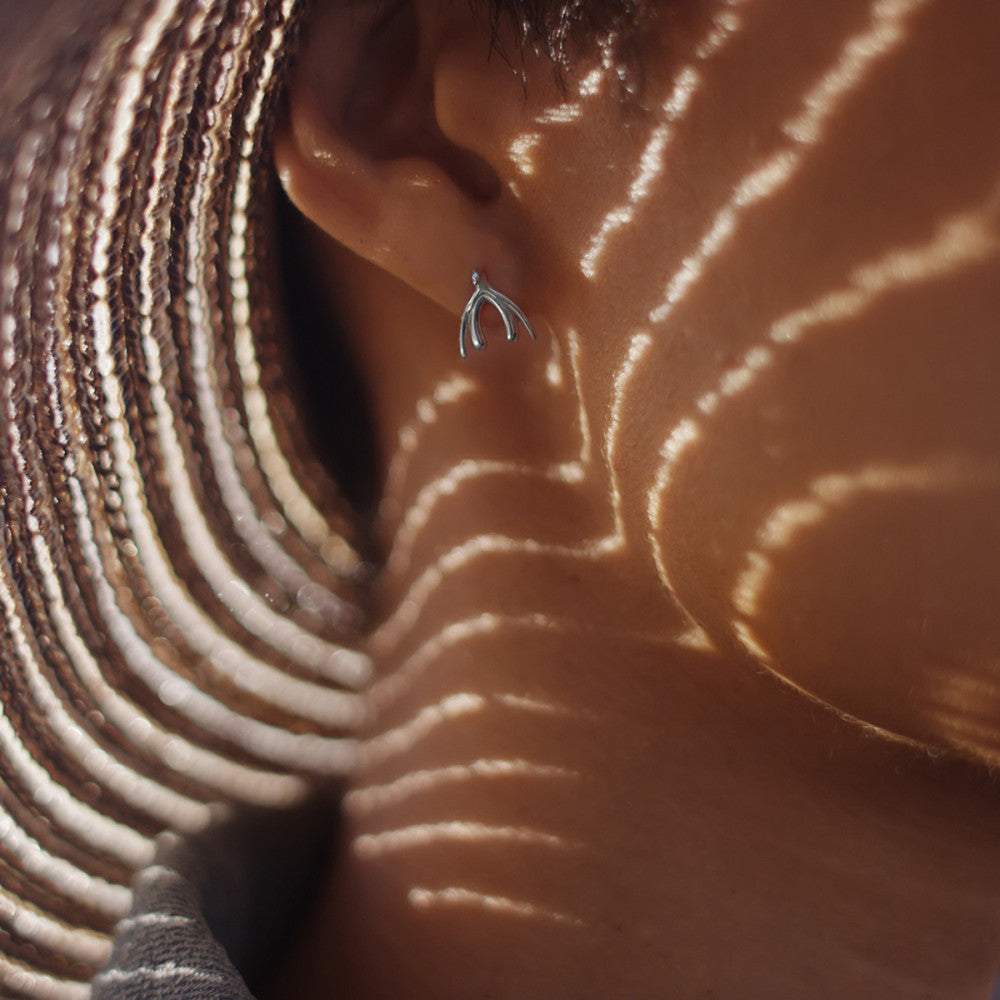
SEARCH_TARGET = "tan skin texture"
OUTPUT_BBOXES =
[272,1,1000,996]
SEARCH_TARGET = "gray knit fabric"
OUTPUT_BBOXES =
[93,858,255,1000]
[93,796,337,999]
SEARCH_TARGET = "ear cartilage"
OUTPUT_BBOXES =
[459,271,536,359]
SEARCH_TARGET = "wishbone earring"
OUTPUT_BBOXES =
[459,271,536,359]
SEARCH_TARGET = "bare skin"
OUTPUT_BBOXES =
[272,0,1000,996]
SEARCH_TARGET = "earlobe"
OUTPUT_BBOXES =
[274,0,526,318]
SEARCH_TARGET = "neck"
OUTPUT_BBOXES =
[272,248,1000,1000]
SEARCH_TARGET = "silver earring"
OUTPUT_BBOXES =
[460,271,536,358]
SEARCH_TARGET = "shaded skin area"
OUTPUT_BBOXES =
[271,1,1000,996]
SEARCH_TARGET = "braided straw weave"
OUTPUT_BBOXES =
[0,0,369,994]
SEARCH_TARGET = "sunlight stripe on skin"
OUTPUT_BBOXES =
[383,332,590,578]
[346,758,578,815]
[352,821,577,859]
[374,537,599,657]
[536,104,584,125]
[386,460,586,579]
[580,0,749,280]
[408,886,584,927]
[918,668,1000,755]
[729,617,917,753]
[371,613,562,709]
[564,329,593,465]
[508,133,543,178]
[381,374,478,521]
[648,0,931,327]
[647,181,1000,614]
[728,459,1000,690]
[364,693,488,767]
[917,711,1000,757]
[385,330,591,540]
[509,100,585,182]
[767,196,1000,347]
[384,320,581,548]
[720,462,1000,756]
[601,332,653,545]
[578,65,609,98]
[376,331,647,655]
[653,189,1000,493]
[731,457,1000,624]
[495,694,582,718]
[377,537,602,664]
[372,610,671,716]
[506,64,607,180]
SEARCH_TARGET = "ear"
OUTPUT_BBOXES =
[274,0,530,318]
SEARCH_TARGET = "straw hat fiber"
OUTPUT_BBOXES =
[0,0,368,993]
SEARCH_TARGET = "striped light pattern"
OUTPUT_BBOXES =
[0,0,369,993]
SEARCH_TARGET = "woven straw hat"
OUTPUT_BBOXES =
[0,1,369,993]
